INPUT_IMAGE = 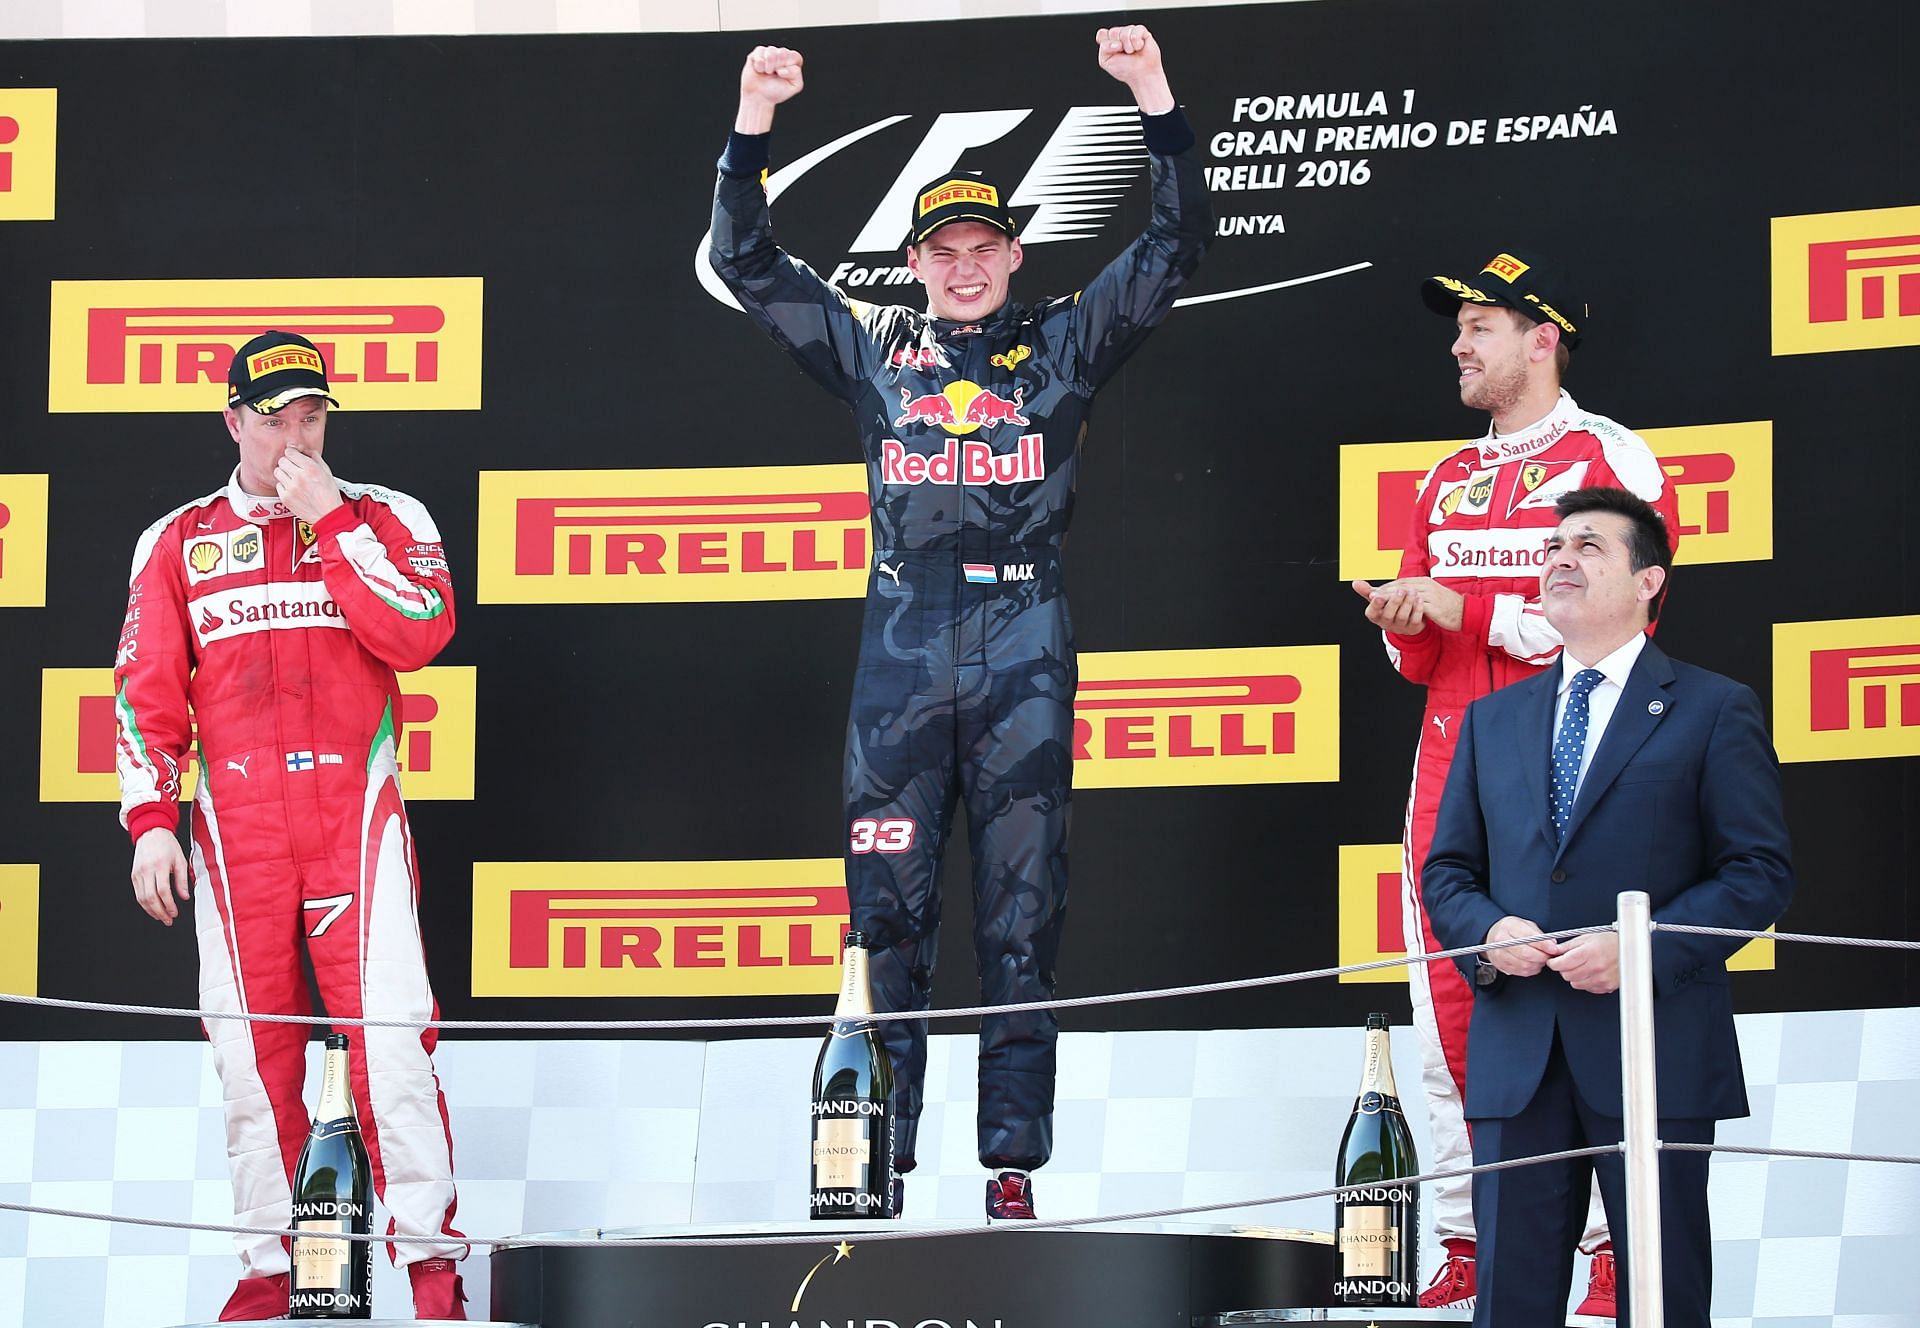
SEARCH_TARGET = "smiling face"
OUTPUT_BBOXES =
[1450,304,1537,415]
[225,396,328,495]
[907,222,1023,321]
[1540,509,1666,652]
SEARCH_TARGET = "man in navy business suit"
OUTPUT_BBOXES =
[1423,486,1794,1326]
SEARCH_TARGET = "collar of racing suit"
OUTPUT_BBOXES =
[1475,389,1584,466]
[224,466,298,521]
[927,306,1025,341]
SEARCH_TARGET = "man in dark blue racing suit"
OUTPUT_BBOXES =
[710,25,1208,1219]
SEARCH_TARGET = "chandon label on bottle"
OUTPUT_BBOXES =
[811,1099,887,1116]
[1343,1185,1413,1203]
[1336,1278,1414,1299]
[808,1189,888,1211]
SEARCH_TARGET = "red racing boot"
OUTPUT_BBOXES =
[1417,1238,1478,1309]
[1575,1243,1617,1317]
[408,1257,469,1320]
[217,1272,289,1321]
[985,1169,1037,1220]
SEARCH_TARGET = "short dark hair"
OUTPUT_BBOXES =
[1553,486,1673,621]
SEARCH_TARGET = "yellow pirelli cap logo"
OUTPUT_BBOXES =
[0,473,50,607]
[1,89,57,221]
[1775,615,1920,763]
[1336,421,1774,582]
[48,277,483,412]
[1072,645,1338,789]
[472,859,848,998]
[920,180,998,212]
[0,865,38,996]
[39,665,477,802]
[1482,253,1529,281]
[247,345,324,378]
[1772,205,1920,355]
[479,465,870,605]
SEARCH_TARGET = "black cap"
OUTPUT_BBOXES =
[227,330,341,414]
[907,173,1018,246]
[1421,249,1586,348]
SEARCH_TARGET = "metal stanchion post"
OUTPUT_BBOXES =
[1617,889,1663,1328]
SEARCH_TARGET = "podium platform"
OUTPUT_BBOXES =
[1203,1312,1614,1325]
[490,1220,1335,1328]
[187,1322,534,1327]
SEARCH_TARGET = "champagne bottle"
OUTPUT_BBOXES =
[809,929,896,1219]
[1332,1013,1419,1307]
[290,1033,373,1319]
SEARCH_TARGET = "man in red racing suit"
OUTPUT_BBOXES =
[1353,252,1679,1315]
[115,332,467,1321]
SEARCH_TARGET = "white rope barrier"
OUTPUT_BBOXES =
[0,1144,1623,1250]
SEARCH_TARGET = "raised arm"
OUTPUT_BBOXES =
[709,45,879,401]
[1051,26,1211,395]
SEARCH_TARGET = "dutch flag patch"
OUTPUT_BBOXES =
[963,563,997,584]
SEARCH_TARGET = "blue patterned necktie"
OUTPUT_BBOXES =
[1550,668,1607,840]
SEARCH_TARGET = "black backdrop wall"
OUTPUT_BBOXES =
[3,0,1914,1041]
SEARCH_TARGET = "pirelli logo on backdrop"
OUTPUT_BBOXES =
[0,89,57,221]
[39,666,478,801]
[1775,615,1920,763]
[471,859,848,998]
[47,277,483,412]
[0,865,39,997]
[1336,842,1772,982]
[1772,205,1920,355]
[477,465,870,604]
[1072,646,1338,789]
[1338,843,1410,984]
[0,474,51,607]
[1336,422,1774,583]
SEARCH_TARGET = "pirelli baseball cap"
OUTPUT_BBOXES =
[1421,249,1587,348]
[907,172,1019,245]
[227,330,341,414]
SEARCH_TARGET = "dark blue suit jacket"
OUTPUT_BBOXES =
[1422,640,1794,1122]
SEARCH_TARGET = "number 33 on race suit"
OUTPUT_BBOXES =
[849,818,916,854]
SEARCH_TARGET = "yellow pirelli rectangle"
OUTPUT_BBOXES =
[0,89,57,221]
[48,277,483,412]
[1775,615,1920,764]
[0,474,50,607]
[1772,205,1920,356]
[478,465,871,604]
[0,865,38,996]
[471,859,849,998]
[1072,645,1339,789]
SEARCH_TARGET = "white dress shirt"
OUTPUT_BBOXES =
[1550,631,1648,801]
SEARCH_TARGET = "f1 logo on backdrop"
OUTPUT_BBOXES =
[477,465,870,604]
[0,89,57,221]
[1772,205,1920,355]
[1335,422,1774,582]
[0,474,50,607]
[471,859,847,997]
[1775,615,1920,763]
[38,666,478,801]
[0,865,39,997]
[47,277,483,412]
[1336,842,1773,983]
[1073,646,1339,788]
[697,106,1153,307]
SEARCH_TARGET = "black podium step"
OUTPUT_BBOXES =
[491,1220,1335,1328]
